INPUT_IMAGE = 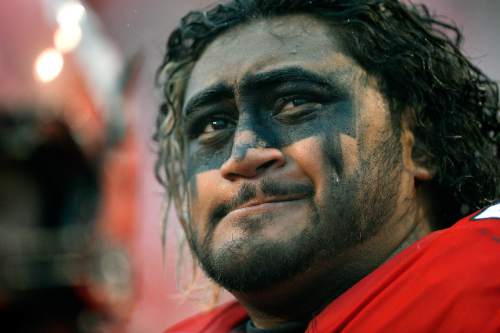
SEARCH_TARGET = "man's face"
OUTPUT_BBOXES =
[180,15,410,292]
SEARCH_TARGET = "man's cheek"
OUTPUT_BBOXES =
[186,144,231,181]
[187,170,221,234]
[336,134,359,178]
[284,136,337,201]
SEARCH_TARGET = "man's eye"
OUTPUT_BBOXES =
[276,96,322,113]
[186,113,236,143]
[281,98,311,112]
[202,118,231,134]
[273,96,322,122]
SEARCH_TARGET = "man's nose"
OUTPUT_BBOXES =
[220,130,285,180]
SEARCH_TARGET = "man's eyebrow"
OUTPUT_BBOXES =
[239,66,333,91]
[183,67,341,116]
[183,82,233,116]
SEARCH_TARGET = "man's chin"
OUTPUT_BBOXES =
[196,236,320,292]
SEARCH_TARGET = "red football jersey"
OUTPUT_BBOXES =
[164,203,500,333]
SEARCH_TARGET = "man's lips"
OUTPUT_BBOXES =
[225,196,308,218]
[208,181,316,227]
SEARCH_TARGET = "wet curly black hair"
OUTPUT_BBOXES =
[155,0,499,229]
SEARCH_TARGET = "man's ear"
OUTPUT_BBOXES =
[400,110,436,182]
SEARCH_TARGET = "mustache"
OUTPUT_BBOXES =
[208,178,315,227]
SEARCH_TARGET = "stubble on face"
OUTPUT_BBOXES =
[187,133,401,293]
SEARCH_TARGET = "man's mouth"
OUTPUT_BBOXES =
[225,196,309,219]
[208,180,315,227]
[233,195,306,210]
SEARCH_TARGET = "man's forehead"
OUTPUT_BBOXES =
[184,13,354,105]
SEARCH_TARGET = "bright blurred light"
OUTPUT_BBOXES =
[34,49,64,83]
[54,24,82,53]
[56,1,86,28]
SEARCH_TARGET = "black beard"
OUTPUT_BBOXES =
[187,139,401,293]
[191,198,321,292]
